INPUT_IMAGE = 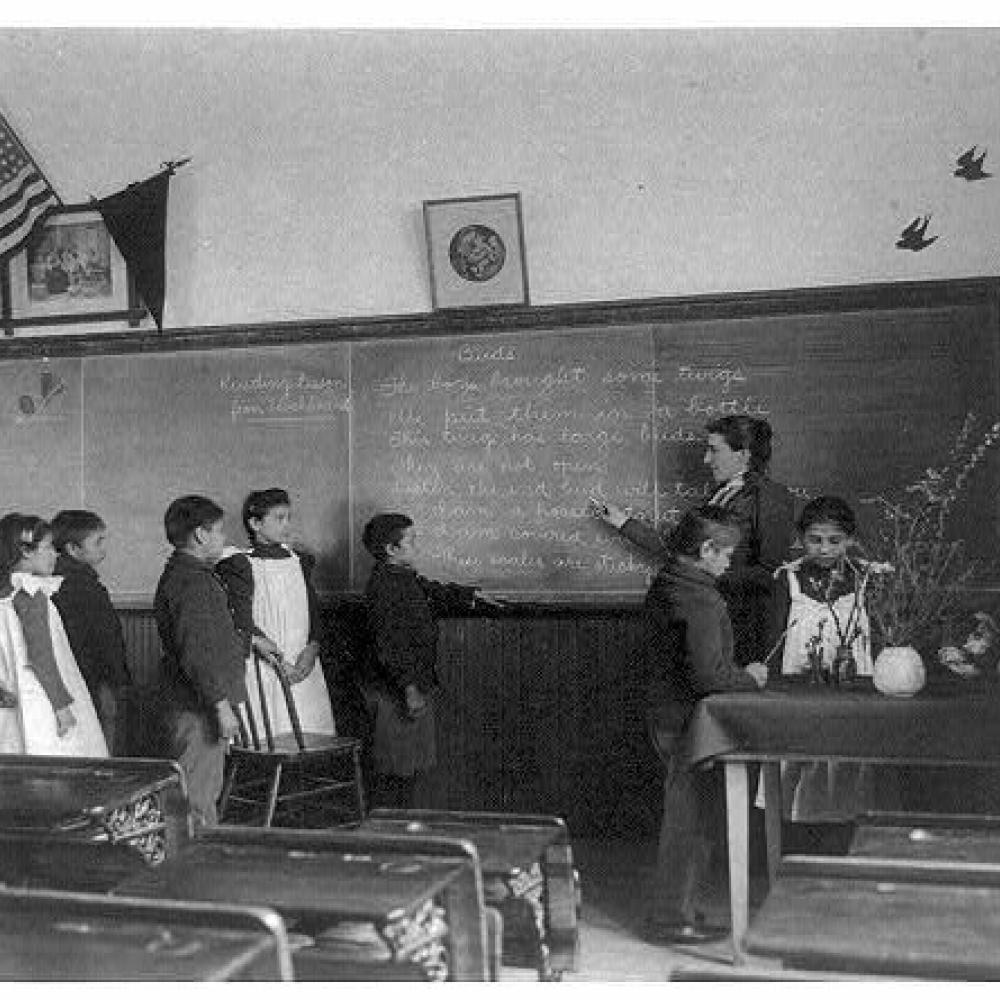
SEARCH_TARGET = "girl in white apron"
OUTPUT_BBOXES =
[0,514,108,757]
[769,496,877,822]
[217,489,336,737]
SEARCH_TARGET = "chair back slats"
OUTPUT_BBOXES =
[254,653,275,750]
[235,702,255,750]
[273,661,306,751]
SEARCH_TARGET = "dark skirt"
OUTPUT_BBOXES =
[365,688,437,777]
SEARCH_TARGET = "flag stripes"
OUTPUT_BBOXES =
[0,112,61,262]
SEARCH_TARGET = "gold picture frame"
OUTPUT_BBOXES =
[1,204,145,335]
[422,192,529,310]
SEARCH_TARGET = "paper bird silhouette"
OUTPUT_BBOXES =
[954,145,992,181]
[896,215,938,251]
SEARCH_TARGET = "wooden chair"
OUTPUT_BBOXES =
[218,653,365,828]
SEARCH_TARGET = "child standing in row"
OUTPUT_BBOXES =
[0,513,108,757]
[216,488,337,738]
[151,496,247,828]
[361,513,497,809]
[51,509,130,754]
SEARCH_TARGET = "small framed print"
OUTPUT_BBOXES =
[1,204,145,335]
[423,192,529,310]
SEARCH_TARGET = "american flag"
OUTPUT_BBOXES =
[0,110,61,262]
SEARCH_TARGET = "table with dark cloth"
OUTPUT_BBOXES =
[679,677,1000,956]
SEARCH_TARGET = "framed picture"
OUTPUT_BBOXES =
[1,204,145,335]
[423,192,529,310]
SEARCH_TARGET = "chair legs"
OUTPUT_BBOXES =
[263,762,283,827]
[219,746,366,828]
[218,758,238,819]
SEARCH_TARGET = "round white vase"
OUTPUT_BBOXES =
[873,645,926,697]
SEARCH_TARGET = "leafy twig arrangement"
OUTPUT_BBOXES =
[860,413,1000,652]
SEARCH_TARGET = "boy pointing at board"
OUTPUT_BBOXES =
[360,513,502,808]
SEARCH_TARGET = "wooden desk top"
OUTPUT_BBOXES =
[745,874,1000,979]
[118,839,471,922]
[851,823,1000,866]
[0,755,184,830]
[0,906,281,981]
[360,817,564,875]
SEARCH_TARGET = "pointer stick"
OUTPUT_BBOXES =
[761,618,798,668]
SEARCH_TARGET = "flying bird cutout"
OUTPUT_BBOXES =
[896,214,938,251]
[954,145,992,181]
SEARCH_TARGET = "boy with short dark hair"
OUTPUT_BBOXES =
[642,505,768,945]
[361,513,497,808]
[152,495,248,828]
[51,509,130,754]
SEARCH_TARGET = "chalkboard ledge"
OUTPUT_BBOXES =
[116,593,647,616]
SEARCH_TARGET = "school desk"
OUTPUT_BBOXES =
[743,855,1000,979]
[0,829,149,892]
[115,824,492,981]
[850,810,1000,864]
[0,754,191,864]
[360,808,579,980]
[0,885,291,981]
[677,679,1000,957]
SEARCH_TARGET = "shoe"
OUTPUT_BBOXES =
[642,918,729,946]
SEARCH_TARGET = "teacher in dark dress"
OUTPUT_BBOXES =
[594,415,795,665]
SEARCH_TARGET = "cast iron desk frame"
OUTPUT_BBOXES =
[362,808,579,980]
[0,755,191,864]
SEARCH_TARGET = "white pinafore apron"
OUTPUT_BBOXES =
[0,574,108,757]
[765,568,874,822]
[243,549,336,736]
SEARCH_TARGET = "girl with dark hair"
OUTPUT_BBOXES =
[0,513,107,756]
[216,488,337,739]
[774,495,873,680]
[767,495,889,830]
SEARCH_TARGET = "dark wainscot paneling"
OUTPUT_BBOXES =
[119,605,662,837]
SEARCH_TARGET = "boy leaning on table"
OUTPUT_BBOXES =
[640,504,768,945]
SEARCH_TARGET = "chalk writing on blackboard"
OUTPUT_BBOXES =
[353,331,657,591]
[220,370,350,423]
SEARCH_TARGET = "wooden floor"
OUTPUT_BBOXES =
[501,837,764,982]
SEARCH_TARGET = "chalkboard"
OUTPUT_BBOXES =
[351,328,658,593]
[653,303,1000,538]
[0,357,84,513]
[0,280,996,601]
[80,345,351,601]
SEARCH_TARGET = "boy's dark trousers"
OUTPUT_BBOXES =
[94,681,124,755]
[649,755,724,925]
[144,691,225,829]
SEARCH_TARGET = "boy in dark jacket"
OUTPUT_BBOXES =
[361,513,497,808]
[152,496,248,828]
[642,505,768,945]
[51,510,130,753]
